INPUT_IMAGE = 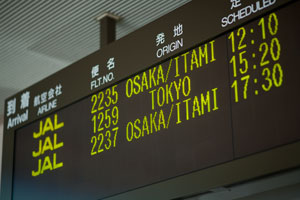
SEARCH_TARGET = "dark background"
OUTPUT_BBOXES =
[10,1,300,200]
[13,36,233,200]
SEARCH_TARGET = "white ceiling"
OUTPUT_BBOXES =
[0,0,191,116]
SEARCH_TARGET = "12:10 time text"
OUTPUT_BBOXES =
[228,12,283,102]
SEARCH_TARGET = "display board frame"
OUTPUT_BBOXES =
[2,0,300,199]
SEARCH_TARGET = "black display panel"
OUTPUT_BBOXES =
[12,37,233,199]
[8,1,300,200]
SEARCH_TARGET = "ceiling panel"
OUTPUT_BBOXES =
[0,0,191,116]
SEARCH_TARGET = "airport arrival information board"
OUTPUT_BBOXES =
[2,1,300,200]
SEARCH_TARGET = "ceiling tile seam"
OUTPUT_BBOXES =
[0,0,190,63]
[116,0,172,23]
[0,35,96,62]
[0,11,97,54]
[0,59,67,87]
[116,2,190,38]
[0,0,102,46]
[1,44,72,71]
[55,1,191,57]
[25,2,182,58]
[110,0,152,17]
[0,0,58,33]
[0,0,82,44]
[0,1,190,61]
[0,0,18,11]
[0,1,116,52]
[30,0,136,47]
[0,0,188,53]
[30,45,98,63]
[25,25,99,55]
[28,0,186,49]
[0,0,38,23]
[116,0,190,30]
